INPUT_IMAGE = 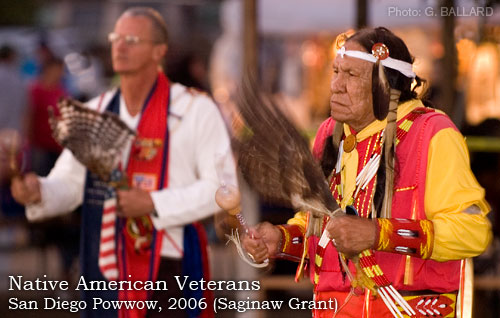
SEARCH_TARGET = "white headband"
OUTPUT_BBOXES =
[338,46,416,78]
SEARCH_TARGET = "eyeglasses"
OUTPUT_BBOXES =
[107,32,155,46]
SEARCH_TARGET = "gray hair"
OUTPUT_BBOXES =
[121,7,168,44]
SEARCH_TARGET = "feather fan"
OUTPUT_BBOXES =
[232,73,340,219]
[49,98,136,182]
[231,74,416,318]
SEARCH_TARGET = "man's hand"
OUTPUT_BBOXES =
[326,215,377,257]
[11,173,42,206]
[116,188,155,218]
[241,222,281,263]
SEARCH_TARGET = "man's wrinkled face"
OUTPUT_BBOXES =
[111,15,164,74]
[330,41,375,131]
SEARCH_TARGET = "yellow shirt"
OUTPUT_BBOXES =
[425,128,491,261]
[288,117,492,262]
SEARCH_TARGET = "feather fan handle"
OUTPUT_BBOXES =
[49,98,136,182]
[0,129,23,179]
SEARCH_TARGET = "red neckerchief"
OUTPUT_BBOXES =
[118,71,170,318]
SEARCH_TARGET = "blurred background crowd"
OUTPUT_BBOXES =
[0,0,499,317]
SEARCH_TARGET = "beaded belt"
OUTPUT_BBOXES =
[401,292,457,318]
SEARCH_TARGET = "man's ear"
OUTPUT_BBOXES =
[152,44,167,62]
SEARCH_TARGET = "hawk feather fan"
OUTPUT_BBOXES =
[49,98,136,181]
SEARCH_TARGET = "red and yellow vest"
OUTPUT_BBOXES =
[309,106,461,293]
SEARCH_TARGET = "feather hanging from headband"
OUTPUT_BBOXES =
[368,42,402,218]
[232,72,341,219]
[380,89,400,218]
[372,59,391,120]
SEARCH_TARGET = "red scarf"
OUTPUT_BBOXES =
[118,71,170,318]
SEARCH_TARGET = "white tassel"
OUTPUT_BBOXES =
[335,140,344,173]
[225,229,269,268]
[387,285,416,316]
[378,287,404,318]
[376,285,416,318]
[353,152,381,199]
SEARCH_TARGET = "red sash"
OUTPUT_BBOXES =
[117,72,170,318]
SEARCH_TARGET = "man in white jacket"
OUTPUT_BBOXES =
[11,7,233,318]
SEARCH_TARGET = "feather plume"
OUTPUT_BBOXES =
[380,89,401,218]
[372,60,390,120]
[49,98,136,182]
[232,72,340,218]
